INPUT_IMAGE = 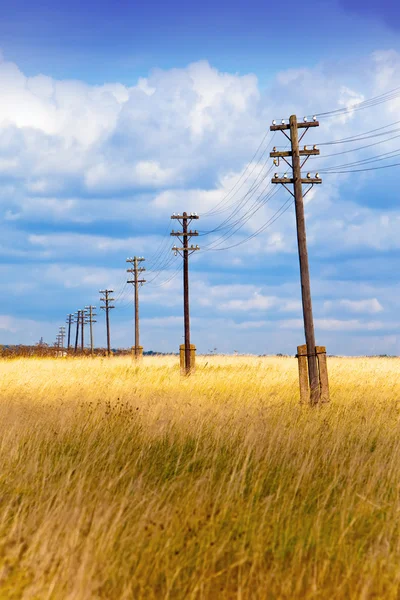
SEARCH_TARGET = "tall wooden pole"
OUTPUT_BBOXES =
[80,309,85,353]
[289,115,319,403]
[134,257,139,354]
[90,306,94,355]
[183,214,191,375]
[85,305,96,356]
[58,326,65,353]
[74,310,80,354]
[100,291,114,357]
[106,305,110,357]
[270,115,323,404]
[66,314,73,350]
[126,258,146,357]
[171,213,199,376]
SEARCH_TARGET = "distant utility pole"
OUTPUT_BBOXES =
[58,326,66,352]
[66,314,74,350]
[74,310,81,354]
[80,308,87,353]
[270,114,322,404]
[99,290,115,357]
[171,212,200,375]
[126,257,146,358]
[85,305,97,355]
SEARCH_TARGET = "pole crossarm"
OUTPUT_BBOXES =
[170,231,199,237]
[270,120,319,131]
[270,149,320,157]
[172,245,200,258]
[272,177,322,184]
[171,213,199,221]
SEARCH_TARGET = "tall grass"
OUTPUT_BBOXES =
[0,355,399,599]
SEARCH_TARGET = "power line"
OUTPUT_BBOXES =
[274,88,400,126]
[321,161,400,174]
[318,121,400,146]
[320,146,400,172]
[202,130,273,217]
[198,165,273,237]
[317,132,400,158]
[315,86,400,119]
[203,193,291,252]
[146,263,182,288]
[201,185,279,251]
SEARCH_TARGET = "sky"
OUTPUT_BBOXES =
[0,0,399,355]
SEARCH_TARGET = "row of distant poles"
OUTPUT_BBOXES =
[57,305,97,355]
[54,210,199,373]
[55,113,328,405]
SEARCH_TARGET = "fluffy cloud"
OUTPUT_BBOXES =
[324,298,384,314]
[1,50,400,353]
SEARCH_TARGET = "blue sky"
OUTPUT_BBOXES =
[0,0,399,354]
[1,0,399,84]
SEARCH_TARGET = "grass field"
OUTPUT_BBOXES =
[0,355,399,599]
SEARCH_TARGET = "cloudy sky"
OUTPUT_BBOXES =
[0,0,399,355]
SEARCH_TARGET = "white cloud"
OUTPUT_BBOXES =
[221,292,277,311]
[1,51,400,353]
[324,298,384,314]
[85,160,178,192]
[28,233,149,256]
[0,314,50,336]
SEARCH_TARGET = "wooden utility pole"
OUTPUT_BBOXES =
[171,212,199,375]
[270,115,322,404]
[99,290,115,357]
[66,314,74,350]
[74,310,81,354]
[85,305,97,356]
[55,335,62,354]
[127,257,146,358]
[58,326,65,353]
[80,309,86,353]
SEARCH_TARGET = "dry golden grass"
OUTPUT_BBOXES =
[0,355,399,599]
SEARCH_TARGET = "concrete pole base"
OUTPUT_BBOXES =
[180,344,196,374]
[132,346,144,360]
[297,344,330,404]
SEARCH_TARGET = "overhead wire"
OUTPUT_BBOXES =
[203,193,293,252]
[319,146,400,172]
[321,161,400,174]
[316,132,400,158]
[198,162,274,237]
[202,131,274,217]
[147,263,182,288]
[202,185,280,251]
[315,86,400,119]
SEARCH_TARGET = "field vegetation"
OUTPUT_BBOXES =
[0,355,399,599]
